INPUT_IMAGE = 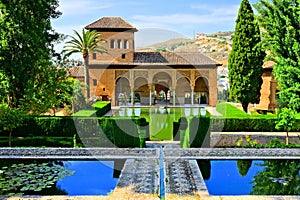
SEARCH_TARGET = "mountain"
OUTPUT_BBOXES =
[137,31,233,67]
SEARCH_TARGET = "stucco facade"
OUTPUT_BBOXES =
[75,17,221,106]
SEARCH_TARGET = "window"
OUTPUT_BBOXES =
[121,54,126,59]
[93,79,97,86]
[110,39,115,48]
[92,53,96,59]
[124,40,129,49]
[117,40,122,49]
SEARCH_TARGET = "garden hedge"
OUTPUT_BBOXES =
[1,115,145,148]
[188,117,300,148]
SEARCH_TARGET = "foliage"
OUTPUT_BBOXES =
[228,0,265,113]
[92,101,111,117]
[276,108,296,144]
[0,104,24,146]
[276,108,296,132]
[60,77,87,114]
[0,161,74,195]
[254,0,300,111]
[63,29,107,99]
[189,116,211,147]
[0,0,64,113]
[236,137,300,148]
[251,160,300,195]
[237,160,252,177]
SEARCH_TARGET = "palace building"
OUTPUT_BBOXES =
[72,17,222,107]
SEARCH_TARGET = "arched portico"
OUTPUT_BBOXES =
[115,77,130,106]
[194,77,209,105]
[176,77,191,105]
[153,72,172,104]
[134,77,149,104]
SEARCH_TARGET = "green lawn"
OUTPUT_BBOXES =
[216,103,249,118]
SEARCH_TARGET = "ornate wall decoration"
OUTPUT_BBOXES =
[134,70,148,79]
[115,70,129,80]
[195,70,209,80]
[177,70,191,81]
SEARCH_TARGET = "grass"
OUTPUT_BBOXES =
[216,103,249,118]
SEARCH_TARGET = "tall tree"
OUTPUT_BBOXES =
[254,0,300,111]
[228,0,266,113]
[0,0,63,113]
[63,29,107,99]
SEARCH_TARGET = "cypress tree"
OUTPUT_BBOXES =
[228,0,266,113]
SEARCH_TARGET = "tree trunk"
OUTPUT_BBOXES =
[9,130,12,147]
[242,102,249,113]
[286,131,289,145]
[84,56,90,100]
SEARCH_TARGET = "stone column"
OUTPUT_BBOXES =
[131,89,134,106]
[191,89,194,105]
[149,84,153,106]
[190,83,195,106]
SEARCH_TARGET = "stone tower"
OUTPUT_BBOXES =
[85,17,137,63]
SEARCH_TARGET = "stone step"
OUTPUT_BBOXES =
[146,141,181,148]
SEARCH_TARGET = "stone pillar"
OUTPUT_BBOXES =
[131,89,134,106]
[190,83,195,106]
[209,68,218,107]
[191,89,194,105]
[149,84,153,106]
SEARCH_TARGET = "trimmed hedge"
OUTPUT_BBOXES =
[188,116,300,148]
[210,118,300,132]
[189,116,211,148]
[92,101,111,117]
[73,101,111,117]
[1,115,145,148]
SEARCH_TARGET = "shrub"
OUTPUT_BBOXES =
[92,101,111,117]
[190,116,211,147]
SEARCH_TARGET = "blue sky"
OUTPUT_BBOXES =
[52,0,258,56]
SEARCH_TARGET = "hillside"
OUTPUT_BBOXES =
[137,31,233,66]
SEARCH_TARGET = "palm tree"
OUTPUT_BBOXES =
[63,28,106,99]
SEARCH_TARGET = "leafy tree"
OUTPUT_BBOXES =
[251,160,300,195]
[254,0,300,111]
[63,29,107,99]
[275,107,296,145]
[60,77,87,113]
[0,104,24,147]
[237,160,252,177]
[228,0,266,113]
[0,0,63,113]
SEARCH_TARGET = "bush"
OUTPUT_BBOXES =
[92,101,111,117]
[210,118,300,132]
[3,115,144,148]
[189,116,211,147]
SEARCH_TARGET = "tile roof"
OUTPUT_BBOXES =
[68,66,84,77]
[133,52,221,66]
[85,17,137,31]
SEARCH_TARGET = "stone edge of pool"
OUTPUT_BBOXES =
[0,147,299,200]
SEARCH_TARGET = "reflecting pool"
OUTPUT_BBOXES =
[114,107,209,140]
[0,159,125,196]
[197,159,300,195]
